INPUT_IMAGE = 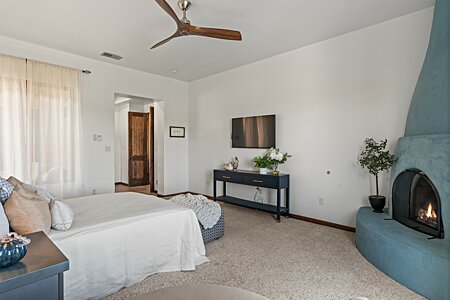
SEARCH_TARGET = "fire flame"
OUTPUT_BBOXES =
[426,203,437,219]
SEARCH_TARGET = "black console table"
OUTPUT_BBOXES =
[213,169,290,222]
[0,231,69,299]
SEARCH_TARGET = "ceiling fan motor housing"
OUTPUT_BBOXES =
[177,0,191,11]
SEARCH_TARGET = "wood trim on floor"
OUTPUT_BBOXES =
[289,213,355,232]
[157,191,216,200]
[157,191,190,198]
[158,191,355,232]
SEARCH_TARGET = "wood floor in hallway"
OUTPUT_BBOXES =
[115,183,156,195]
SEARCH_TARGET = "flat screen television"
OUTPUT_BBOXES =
[232,114,276,148]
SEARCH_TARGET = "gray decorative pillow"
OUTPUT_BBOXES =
[0,177,14,204]
[49,200,74,231]
[22,183,54,203]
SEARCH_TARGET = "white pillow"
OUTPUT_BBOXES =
[0,204,9,238]
[50,200,74,231]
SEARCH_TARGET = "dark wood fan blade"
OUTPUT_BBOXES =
[189,25,242,41]
[151,31,181,49]
[155,0,183,28]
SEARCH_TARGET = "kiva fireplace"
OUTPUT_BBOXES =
[392,169,444,238]
[355,0,450,299]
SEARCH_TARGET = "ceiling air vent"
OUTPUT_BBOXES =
[99,52,123,60]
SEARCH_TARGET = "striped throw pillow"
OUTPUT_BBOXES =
[0,177,14,204]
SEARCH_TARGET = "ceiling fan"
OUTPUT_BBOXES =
[151,0,242,49]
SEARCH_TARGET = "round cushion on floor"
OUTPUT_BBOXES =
[132,284,268,300]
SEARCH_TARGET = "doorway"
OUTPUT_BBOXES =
[129,111,150,186]
[114,94,157,194]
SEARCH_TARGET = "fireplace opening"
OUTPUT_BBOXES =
[392,168,444,238]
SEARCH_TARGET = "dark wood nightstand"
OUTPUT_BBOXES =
[0,231,69,299]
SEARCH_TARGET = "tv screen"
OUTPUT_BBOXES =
[232,114,276,148]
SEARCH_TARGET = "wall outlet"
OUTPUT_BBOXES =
[105,146,111,152]
[318,197,325,205]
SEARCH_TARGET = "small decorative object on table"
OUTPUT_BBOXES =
[267,148,291,175]
[0,232,31,268]
[230,156,239,171]
[223,162,233,171]
[358,138,395,213]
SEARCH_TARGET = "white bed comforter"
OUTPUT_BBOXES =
[48,192,208,300]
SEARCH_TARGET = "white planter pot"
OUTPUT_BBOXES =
[259,168,267,174]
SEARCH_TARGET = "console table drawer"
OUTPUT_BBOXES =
[243,175,279,188]
[214,172,242,183]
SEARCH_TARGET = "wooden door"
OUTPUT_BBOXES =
[148,107,155,192]
[128,112,149,186]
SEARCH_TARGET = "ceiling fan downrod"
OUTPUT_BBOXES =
[178,0,191,25]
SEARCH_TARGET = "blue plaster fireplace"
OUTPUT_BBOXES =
[356,0,450,299]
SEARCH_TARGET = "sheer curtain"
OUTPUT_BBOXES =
[0,54,83,199]
[0,54,28,181]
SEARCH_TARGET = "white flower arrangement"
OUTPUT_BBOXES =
[266,148,291,175]
[267,148,290,164]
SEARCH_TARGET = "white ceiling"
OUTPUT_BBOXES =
[0,0,434,82]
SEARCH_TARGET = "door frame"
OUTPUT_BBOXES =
[128,111,154,187]
[149,107,155,192]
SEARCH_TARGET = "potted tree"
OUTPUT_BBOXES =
[358,138,395,213]
[252,156,272,174]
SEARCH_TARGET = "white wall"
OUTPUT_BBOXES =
[188,8,433,227]
[153,102,165,192]
[114,102,130,184]
[0,35,189,196]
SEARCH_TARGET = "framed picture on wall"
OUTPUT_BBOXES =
[170,126,185,138]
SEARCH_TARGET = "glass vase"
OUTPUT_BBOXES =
[272,163,280,175]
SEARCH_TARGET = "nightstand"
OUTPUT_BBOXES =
[0,231,69,299]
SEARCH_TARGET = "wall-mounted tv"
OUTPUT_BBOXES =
[232,114,276,148]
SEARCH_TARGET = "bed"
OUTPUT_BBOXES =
[48,192,208,300]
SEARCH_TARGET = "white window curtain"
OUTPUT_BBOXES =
[0,54,83,199]
[0,54,28,180]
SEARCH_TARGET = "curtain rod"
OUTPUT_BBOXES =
[22,57,92,75]
[20,56,92,75]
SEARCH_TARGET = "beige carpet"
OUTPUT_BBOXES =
[105,203,423,300]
